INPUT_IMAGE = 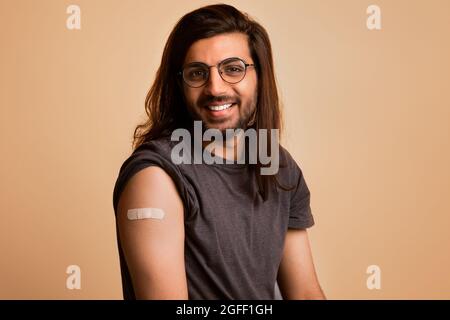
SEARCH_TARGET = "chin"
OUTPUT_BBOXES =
[203,119,239,132]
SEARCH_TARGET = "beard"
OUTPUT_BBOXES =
[186,91,258,138]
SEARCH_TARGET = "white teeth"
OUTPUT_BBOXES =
[207,103,233,111]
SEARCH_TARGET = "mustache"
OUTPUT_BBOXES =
[199,95,240,106]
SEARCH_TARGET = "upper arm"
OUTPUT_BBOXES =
[277,229,325,300]
[117,166,188,299]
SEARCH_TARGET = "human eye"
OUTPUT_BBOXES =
[186,66,207,80]
[222,60,245,75]
[225,65,244,73]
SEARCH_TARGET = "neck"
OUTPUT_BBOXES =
[202,129,245,161]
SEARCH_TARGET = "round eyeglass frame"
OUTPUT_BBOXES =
[178,57,255,88]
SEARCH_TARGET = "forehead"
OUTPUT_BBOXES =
[184,32,252,65]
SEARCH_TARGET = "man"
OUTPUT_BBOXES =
[113,4,325,300]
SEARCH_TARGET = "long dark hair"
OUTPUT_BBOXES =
[133,4,292,200]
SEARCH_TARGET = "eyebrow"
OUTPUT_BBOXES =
[183,56,250,66]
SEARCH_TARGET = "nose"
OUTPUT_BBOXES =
[203,66,228,96]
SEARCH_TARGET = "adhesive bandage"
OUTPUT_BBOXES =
[127,208,165,220]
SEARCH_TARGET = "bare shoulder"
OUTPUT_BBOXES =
[118,166,182,212]
[117,165,185,242]
[116,165,187,299]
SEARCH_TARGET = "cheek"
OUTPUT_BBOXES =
[183,87,199,106]
[236,78,257,101]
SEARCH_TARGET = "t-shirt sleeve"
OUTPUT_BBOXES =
[112,141,198,220]
[287,156,315,229]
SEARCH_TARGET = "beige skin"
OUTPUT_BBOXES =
[182,33,258,133]
[117,32,326,299]
[183,33,258,160]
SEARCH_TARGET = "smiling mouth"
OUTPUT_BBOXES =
[206,103,235,111]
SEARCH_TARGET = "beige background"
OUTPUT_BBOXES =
[1,0,449,299]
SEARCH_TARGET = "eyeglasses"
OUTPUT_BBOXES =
[179,57,255,88]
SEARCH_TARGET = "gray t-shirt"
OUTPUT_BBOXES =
[112,135,314,299]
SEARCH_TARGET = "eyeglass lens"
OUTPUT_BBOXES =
[183,58,247,87]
